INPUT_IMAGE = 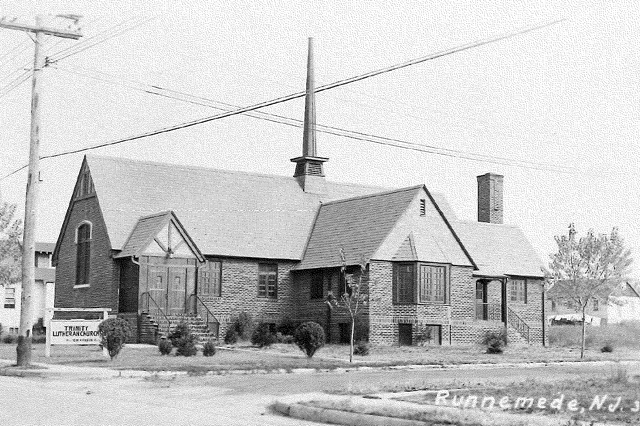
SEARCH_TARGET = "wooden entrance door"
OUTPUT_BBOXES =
[148,266,168,315]
[476,281,488,320]
[168,268,187,315]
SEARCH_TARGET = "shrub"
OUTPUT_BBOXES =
[203,340,216,356]
[277,317,298,337]
[601,343,614,353]
[481,329,507,354]
[168,322,190,347]
[294,321,325,358]
[224,328,238,345]
[3,334,16,344]
[169,323,197,357]
[32,318,45,336]
[414,325,434,346]
[251,322,277,348]
[158,338,173,355]
[32,334,46,344]
[98,317,132,360]
[233,311,254,340]
[353,340,370,356]
[276,332,294,344]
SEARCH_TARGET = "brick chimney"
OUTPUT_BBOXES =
[291,37,328,194]
[477,173,503,224]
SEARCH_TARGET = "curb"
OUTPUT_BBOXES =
[273,395,580,426]
[0,365,52,378]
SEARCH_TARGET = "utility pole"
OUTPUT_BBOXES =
[0,15,81,366]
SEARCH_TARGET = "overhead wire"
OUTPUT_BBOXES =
[1,19,566,180]
[51,63,571,173]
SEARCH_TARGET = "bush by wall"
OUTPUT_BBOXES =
[169,323,198,357]
[233,311,255,340]
[294,321,325,358]
[98,317,132,360]
[481,329,507,354]
[251,322,277,348]
[168,322,190,347]
[276,317,298,337]
[353,340,370,356]
[203,340,216,356]
[2,334,16,344]
[158,338,173,355]
[224,328,238,345]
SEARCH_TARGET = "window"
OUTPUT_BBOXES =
[509,279,527,303]
[4,287,15,308]
[419,265,447,303]
[75,223,91,286]
[592,298,599,311]
[258,263,277,299]
[75,167,94,198]
[199,261,222,297]
[393,263,415,304]
[310,270,324,299]
[419,199,426,216]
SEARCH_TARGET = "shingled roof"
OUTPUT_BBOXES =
[294,186,472,270]
[452,220,545,278]
[86,155,387,260]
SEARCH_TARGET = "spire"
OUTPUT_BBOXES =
[291,37,328,194]
[302,37,317,157]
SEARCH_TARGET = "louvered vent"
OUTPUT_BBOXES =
[420,199,426,216]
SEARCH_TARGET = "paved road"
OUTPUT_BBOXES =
[1,361,638,426]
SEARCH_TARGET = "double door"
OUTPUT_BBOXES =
[147,261,195,315]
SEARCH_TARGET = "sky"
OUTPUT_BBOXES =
[0,1,638,275]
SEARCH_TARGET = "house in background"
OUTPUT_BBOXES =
[0,242,56,334]
[52,40,546,346]
[546,281,640,326]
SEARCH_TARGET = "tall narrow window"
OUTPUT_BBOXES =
[258,263,277,299]
[199,261,222,297]
[310,270,323,299]
[76,223,91,286]
[4,287,15,308]
[393,263,415,304]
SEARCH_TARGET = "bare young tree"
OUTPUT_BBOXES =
[0,202,22,289]
[548,224,633,358]
[326,248,368,363]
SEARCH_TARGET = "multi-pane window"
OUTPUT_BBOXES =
[509,279,527,303]
[592,298,599,311]
[419,265,446,303]
[199,261,222,297]
[258,263,277,299]
[393,263,415,304]
[4,287,15,308]
[76,223,91,286]
[310,270,323,299]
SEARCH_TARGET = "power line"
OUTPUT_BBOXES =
[51,63,571,173]
[46,16,156,64]
[2,19,565,180]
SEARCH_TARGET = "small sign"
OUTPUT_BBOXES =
[49,319,102,345]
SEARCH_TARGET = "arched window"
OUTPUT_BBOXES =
[76,222,91,286]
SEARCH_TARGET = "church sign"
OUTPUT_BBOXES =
[49,320,102,345]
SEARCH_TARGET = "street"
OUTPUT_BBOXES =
[2,361,637,425]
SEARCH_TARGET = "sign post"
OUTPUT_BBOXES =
[45,308,112,358]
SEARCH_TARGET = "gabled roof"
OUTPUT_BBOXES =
[294,186,423,269]
[452,220,545,278]
[114,211,204,262]
[85,155,387,260]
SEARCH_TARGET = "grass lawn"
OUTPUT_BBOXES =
[0,340,638,372]
[396,369,640,425]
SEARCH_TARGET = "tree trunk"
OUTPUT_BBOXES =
[349,318,355,363]
[580,306,586,359]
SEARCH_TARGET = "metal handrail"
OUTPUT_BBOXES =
[187,293,219,339]
[507,307,530,344]
[140,291,172,335]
